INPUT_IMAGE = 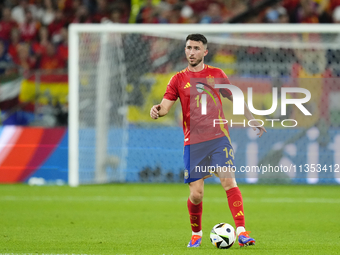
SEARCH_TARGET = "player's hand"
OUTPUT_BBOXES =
[150,104,161,119]
[249,119,267,137]
[252,125,267,138]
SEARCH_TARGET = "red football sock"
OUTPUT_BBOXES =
[187,198,202,233]
[226,187,245,228]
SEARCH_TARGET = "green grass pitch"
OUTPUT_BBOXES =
[0,183,339,255]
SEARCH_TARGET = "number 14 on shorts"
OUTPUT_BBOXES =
[223,147,234,161]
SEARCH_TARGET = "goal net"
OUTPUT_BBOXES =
[69,24,340,186]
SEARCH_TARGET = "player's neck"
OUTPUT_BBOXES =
[188,62,205,72]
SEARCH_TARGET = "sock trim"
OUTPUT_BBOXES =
[236,226,246,236]
[192,230,202,236]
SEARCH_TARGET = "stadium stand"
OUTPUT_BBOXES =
[0,0,340,126]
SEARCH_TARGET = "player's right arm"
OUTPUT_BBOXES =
[150,74,179,119]
[150,99,176,119]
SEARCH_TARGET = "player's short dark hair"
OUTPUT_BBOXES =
[186,34,208,46]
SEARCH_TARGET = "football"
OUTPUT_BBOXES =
[210,223,236,249]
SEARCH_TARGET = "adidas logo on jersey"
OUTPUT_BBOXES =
[184,82,191,89]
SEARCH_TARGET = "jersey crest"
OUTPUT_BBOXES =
[206,75,215,86]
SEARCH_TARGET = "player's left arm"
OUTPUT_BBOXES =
[227,94,267,138]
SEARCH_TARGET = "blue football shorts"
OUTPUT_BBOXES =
[183,136,235,183]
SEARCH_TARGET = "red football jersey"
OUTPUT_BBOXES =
[164,64,232,145]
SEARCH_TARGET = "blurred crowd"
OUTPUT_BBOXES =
[0,0,340,76]
[134,0,340,24]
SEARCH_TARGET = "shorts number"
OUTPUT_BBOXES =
[223,147,234,160]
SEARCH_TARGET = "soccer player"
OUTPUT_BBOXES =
[150,34,266,248]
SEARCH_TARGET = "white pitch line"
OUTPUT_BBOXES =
[0,196,339,204]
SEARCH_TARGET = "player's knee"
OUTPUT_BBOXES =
[190,189,203,204]
[220,178,237,191]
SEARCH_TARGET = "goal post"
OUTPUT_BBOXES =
[68,24,79,187]
[69,24,340,186]
[68,26,131,186]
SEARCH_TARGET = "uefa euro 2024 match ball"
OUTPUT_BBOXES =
[210,223,236,249]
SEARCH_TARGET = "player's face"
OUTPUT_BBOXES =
[185,40,208,67]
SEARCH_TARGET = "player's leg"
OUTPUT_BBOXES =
[219,175,255,247]
[219,176,244,232]
[211,136,255,247]
[187,179,204,247]
[183,142,212,247]
[189,178,204,204]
